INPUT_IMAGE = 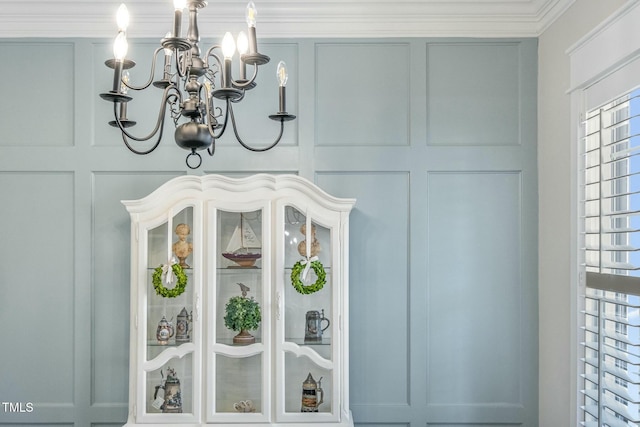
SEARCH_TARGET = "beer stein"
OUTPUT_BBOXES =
[156,316,174,345]
[175,307,192,344]
[154,367,182,413]
[301,372,323,412]
[304,309,330,343]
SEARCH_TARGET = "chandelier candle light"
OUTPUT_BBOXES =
[100,0,296,169]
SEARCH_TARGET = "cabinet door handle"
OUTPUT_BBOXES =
[195,292,200,321]
[276,291,282,320]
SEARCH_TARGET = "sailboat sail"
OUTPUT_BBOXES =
[223,214,262,267]
[225,216,261,253]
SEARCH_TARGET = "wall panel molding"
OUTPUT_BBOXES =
[0,42,74,148]
[0,37,537,427]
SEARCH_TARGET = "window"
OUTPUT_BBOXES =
[581,88,640,427]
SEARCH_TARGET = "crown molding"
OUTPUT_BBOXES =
[0,0,575,39]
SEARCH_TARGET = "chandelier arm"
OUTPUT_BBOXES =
[232,64,259,89]
[203,89,230,140]
[214,100,231,139]
[124,47,165,91]
[120,122,165,155]
[228,103,285,152]
[176,50,191,79]
[116,102,166,155]
[207,140,216,157]
[230,90,246,103]
[112,85,180,142]
[203,49,223,88]
[204,46,223,70]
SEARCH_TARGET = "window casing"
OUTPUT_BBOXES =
[581,88,640,427]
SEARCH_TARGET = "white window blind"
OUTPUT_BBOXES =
[582,88,640,427]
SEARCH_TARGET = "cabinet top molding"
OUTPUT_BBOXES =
[122,174,356,214]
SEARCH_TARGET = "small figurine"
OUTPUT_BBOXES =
[233,400,256,412]
[172,223,193,268]
[297,223,321,258]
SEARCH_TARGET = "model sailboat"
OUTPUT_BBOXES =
[222,214,262,267]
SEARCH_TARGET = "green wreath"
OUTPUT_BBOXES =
[152,263,188,298]
[291,260,326,295]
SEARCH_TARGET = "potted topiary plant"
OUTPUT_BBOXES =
[224,283,261,344]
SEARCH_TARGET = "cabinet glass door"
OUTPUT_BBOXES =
[207,206,270,422]
[138,205,201,423]
[277,205,339,422]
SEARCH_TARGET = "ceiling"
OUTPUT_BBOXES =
[0,0,575,39]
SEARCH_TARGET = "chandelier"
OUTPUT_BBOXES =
[100,0,296,169]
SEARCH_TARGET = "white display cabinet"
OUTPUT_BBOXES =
[121,174,355,427]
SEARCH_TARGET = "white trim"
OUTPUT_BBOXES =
[567,0,640,93]
[568,2,640,424]
[0,0,574,38]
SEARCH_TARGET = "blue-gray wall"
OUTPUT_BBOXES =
[0,37,538,426]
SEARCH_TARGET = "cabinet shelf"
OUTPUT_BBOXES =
[217,267,262,274]
[286,338,332,346]
[147,341,193,347]
[284,266,332,272]
[146,267,194,272]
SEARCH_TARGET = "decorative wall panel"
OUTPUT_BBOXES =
[315,43,410,147]
[0,172,75,407]
[91,172,182,406]
[427,42,521,146]
[0,43,74,147]
[317,172,410,407]
[426,171,524,423]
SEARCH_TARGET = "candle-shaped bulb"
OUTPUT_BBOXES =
[172,0,185,38]
[113,32,128,61]
[120,70,130,95]
[246,1,257,27]
[222,32,236,59]
[277,61,288,87]
[163,31,173,55]
[237,31,249,55]
[116,3,129,32]
[276,60,288,113]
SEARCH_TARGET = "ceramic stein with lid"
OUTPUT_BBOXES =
[304,309,330,343]
[301,372,324,412]
[156,316,174,345]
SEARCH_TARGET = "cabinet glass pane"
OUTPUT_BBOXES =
[148,207,194,268]
[218,210,263,269]
[216,269,263,344]
[145,355,193,415]
[216,209,263,345]
[283,207,333,352]
[284,353,332,414]
[147,273,194,347]
[215,354,263,413]
[147,207,195,350]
